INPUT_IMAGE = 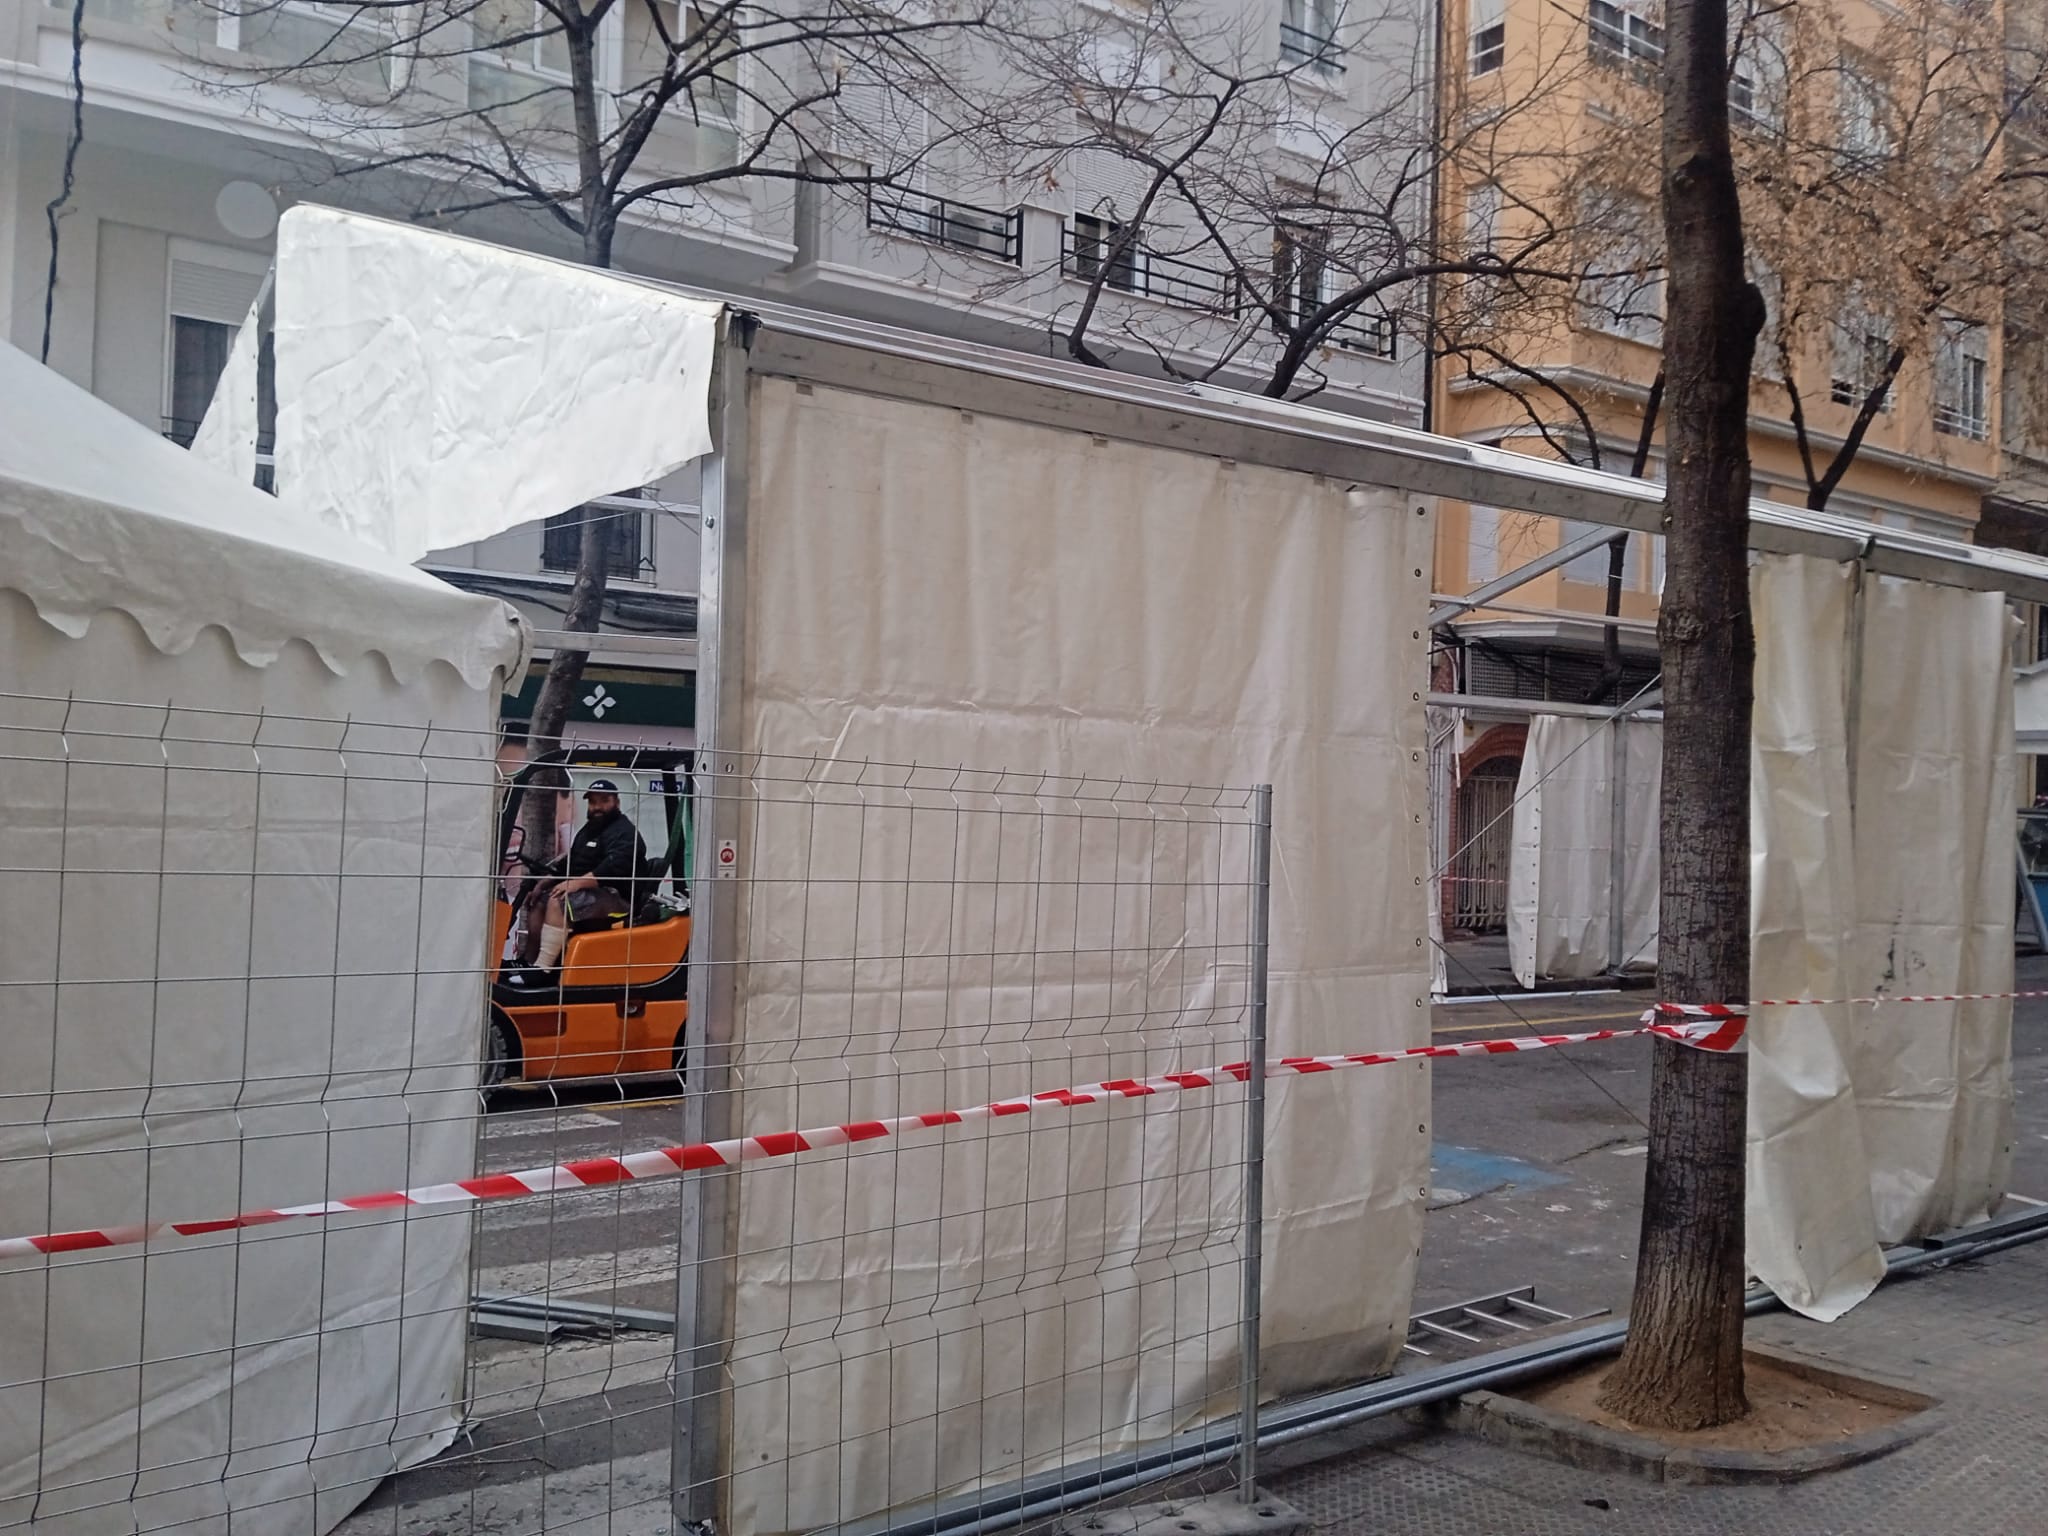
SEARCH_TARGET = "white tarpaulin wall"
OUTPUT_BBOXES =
[245,207,719,562]
[723,377,1431,1536]
[0,346,521,1533]
[1748,553,2015,1319]
[1506,717,1660,986]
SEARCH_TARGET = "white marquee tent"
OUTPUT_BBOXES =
[0,340,525,1534]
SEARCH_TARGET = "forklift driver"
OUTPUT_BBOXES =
[512,780,647,978]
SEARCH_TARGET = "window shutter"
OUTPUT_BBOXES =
[1073,147,1149,223]
[836,68,929,191]
[168,257,264,326]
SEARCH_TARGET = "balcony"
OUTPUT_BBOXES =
[1060,225,1240,312]
[1322,309,1399,360]
[866,190,1023,265]
[1279,21,1346,75]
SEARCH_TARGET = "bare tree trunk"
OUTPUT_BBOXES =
[521,504,613,868]
[1597,0,1763,1433]
[520,55,621,863]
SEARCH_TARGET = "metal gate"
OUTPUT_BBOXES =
[1450,761,1518,932]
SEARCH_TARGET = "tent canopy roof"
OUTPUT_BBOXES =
[0,342,524,691]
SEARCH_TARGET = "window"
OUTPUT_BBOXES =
[1471,21,1505,75]
[1840,67,1891,166]
[234,1,394,93]
[1934,318,1990,441]
[473,0,569,74]
[1562,520,1627,584]
[1577,193,1662,346]
[1730,66,1757,121]
[1933,107,1985,190]
[1589,0,1662,67]
[1458,180,1504,314]
[543,502,647,578]
[162,244,274,488]
[1272,222,1392,357]
[837,67,927,181]
[1470,0,1505,75]
[1830,304,1895,409]
[1467,505,1499,583]
[469,0,573,122]
[1070,211,1144,293]
[1749,254,1784,379]
[1728,4,1785,131]
[1281,0,1345,75]
[683,3,740,124]
[1465,180,1501,255]
[1274,222,1330,335]
[166,319,232,450]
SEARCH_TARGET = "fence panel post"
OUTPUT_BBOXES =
[1238,783,1274,1501]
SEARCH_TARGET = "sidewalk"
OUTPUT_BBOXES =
[1266,1239,2048,1533]
[1258,955,2048,1533]
[1436,932,1654,997]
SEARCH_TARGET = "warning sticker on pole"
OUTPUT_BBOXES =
[715,839,738,878]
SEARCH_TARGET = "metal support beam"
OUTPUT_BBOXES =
[672,317,750,1532]
[1427,690,1662,721]
[1607,717,1627,970]
[1429,594,1658,635]
[1428,526,1627,627]
[528,628,699,661]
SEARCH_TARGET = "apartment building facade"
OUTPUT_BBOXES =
[0,0,1435,751]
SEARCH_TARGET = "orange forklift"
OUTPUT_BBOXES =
[482,747,693,1089]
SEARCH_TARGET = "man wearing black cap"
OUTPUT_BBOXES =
[516,780,646,976]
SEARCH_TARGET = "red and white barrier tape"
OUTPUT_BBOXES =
[0,1013,1744,1262]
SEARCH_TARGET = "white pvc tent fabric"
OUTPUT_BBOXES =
[271,206,719,562]
[0,350,518,1532]
[1748,554,2016,1319]
[1506,717,1660,987]
[724,378,1432,1536]
[188,296,263,489]
[0,343,521,691]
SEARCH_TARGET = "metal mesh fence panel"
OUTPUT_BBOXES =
[677,757,1268,1536]
[0,696,1269,1536]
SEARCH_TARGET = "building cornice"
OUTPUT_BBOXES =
[1448,362,2000,493]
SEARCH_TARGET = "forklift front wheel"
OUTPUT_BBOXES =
[482,1012,520,1090]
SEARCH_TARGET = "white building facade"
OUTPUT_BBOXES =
[1,0,1436,747]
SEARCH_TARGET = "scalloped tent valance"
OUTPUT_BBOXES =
[0,341,526,692]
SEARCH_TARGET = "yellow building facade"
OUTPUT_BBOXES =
[1429,0,2028,929]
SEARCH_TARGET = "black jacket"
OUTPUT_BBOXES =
[560,808,646,893]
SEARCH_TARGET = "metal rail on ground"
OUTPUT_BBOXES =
[843,1201,2048,1536]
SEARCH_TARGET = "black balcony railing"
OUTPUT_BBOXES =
[867,190,1024,265]
[1060,225,1241,312]
[1325,309,1399,359]
[1279,21,1346,74]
